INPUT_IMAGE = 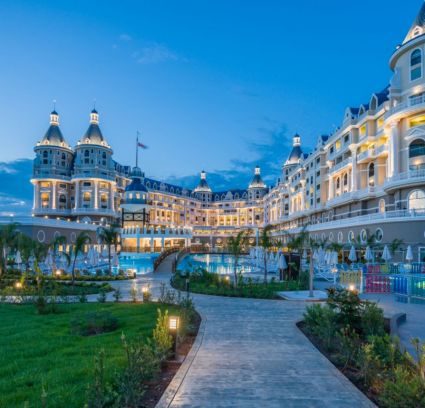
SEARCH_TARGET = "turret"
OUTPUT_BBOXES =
[194,171,212,202]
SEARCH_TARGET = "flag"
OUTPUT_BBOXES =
[137,142,148,149]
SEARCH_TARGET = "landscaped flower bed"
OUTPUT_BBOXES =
[298,288,425,407]
[172,268,307,299]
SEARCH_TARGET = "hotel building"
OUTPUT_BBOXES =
[29,3,425,260]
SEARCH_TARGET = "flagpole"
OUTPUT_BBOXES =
[136,131,139,168]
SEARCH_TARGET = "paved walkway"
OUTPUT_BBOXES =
[100,257,375,408]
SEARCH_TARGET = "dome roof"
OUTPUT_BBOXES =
[38,110,70,149]
[249,166,266,189]
[79,109,109,147]
[285,134,303,165]
[194,171,212,193]
[125,167,148,193]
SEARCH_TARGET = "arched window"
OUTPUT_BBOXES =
[411,49,422,81]
[408,190,425,211]
[379,199,386,213]
[343,173,348,186]
[409,139,425,158]
[336,177,340,189]
[368,163,375,187]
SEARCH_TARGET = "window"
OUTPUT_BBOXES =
[408,190,425,211]
[410,115,425,128]
[360,229,367,244]
[360,125,367,137]
[343,173,348,186]
[336,177,340,189]
[375,228,383,243]
[344,134,350,143]
[348,231,355,244]
[379,199,386,213]
[338,231,343,244]
[411,49,422,81]
[368,163,375,187]
[83,192,91,202]
[409,139,425,158]
[41,193,49,208]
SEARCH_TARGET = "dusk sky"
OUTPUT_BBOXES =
[0,0,421,214]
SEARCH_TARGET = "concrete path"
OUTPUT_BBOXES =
[99,258,375,408]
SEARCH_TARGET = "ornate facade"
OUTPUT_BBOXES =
[31,3,425,259]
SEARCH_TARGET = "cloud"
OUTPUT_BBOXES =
[165,123,292,191]
[119,33,132,42]
[135,42,180,65]
[0,159,33,215]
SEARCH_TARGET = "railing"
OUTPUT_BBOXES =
[357,144,388,162]
[329,158,351,174]
[385,94,425,118]
[386,169,425,185]
[33,208,72,215]
[122,226,192,237]
[153,247,181,272]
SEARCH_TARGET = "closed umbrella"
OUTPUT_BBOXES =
[406,246,414,263]
[14,251,22,270]
[381,245,392,263]
[313,249,318,261]
[112,252,119,268]
[331,251,339,265]
[45,250,54,274]
[348,245,357,263]
[278,253,288,270]
[365,246,374,262]
[302,249,308,260]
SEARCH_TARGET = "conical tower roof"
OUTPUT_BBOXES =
[403,1,425,44]
[285,134,303,166]
[38,110,70,149]
[194,171,212,193]
[249,166,266,189]
[79,109,109,147]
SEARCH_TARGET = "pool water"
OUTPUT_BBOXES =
[177,254,258,275]
[119,254,159,275]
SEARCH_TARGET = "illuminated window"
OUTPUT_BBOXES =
[377,116,384,128]
[408,190,425,211]
[379,199,386,213]
[83,192,91,202]
[335,140,341,151]
[368,163,375,187]
[41,193,49,208]
[409,115,425,128]
[411,49,422,81]
[40,182,50,188]
[360,125,367,137]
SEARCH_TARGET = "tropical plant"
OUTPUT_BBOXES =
[49,235,67,272]
[70,231,91,285]
[0,223,19,277]
[259,225,273,283]
[227,230,250,288]
[389,238,404,258]
[97,224,120,275]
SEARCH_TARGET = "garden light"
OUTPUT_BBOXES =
[169,316,180,331]
[15,282,22,289]
[55,269,61,277]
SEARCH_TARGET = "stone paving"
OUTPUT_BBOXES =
[101,266,375,407]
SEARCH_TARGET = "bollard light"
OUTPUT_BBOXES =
[55,269,61,277]
[169,316,180,331]
[224,276,230,283]
[15,282,22,289]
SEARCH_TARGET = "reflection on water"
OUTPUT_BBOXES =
[119,255,158,275]
[178,254,257,275]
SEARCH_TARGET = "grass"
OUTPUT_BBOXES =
[172,269,307,299]
[0,302,179,407]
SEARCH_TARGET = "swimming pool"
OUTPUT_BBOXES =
[177,253,259,275]
[119,254,159,275]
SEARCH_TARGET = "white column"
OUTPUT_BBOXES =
[74,181,79,209]
[110,184,115,211]
[94,181,99,209]
[52,181,57,210]
[33,183,40,210]
[389,122,399,178]
[328,177,334,200]
[351,149,357,191]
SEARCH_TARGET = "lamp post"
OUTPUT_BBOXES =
[169,316,180,359]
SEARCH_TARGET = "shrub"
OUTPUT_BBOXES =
[380,367,425,408]
[97,288,107,303]
[304,304,338,351]
[152,309,173,360]
[361,301,385,337]
[113,288,121,302]
[34,296,48,315]
[179,297,197,337]
[158,282,176,304]
[337,326,360,370]
[86,349,117,408]
[327,288,363,331]
[78,293,88,303]
[71,312,118,336]
[130,286,138,303]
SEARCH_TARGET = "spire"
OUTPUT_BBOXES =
[403,1,425,44]
[90,108,99,125]
[285,133,303,166]
[50,109,59,126]
[249,166,266,189]
[293,133,301,147]
[194,170,212,193]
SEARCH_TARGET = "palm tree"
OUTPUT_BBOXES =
[227,230,250,288]
[389,238,404,259]
[97,224,120,275]
[70,231,91,284]
[17,234,35,273]
[49,235,67,273]
[259,225,273,283]
[0,223,19,278]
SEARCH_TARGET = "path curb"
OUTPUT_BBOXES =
[156,315,207,408]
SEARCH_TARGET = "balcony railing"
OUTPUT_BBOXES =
[385,169,425,185]
[329,158,351,174]
[385,94,425,118]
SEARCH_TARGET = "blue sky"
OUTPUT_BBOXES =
[0,0,421,214]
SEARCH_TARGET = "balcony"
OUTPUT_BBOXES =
[71,208,117,217]
[329,158,352,174]
[384,169,425,192]
[357,144,388,163]
[122,226,192,238]
[32,208,72,216]
[385,94,425,120]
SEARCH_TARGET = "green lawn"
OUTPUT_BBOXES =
[0,302,178,408]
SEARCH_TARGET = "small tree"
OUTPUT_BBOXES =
[227,230,250,288]
[70,231,91,285]
[49,235,67,272]
[259,225,273,283]
[97,224,120,275]
[0,223,19,277]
